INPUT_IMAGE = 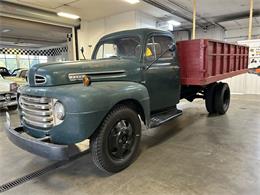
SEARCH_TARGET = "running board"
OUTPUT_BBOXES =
[149,109,182,128]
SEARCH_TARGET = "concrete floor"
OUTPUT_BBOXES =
[0,95,260,195]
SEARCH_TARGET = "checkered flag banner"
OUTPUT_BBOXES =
[0,47,68,56]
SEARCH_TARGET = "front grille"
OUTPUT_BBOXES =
[20,95,53,129]
[35,75,46,85]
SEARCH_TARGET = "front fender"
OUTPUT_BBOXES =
[19,82,150,144]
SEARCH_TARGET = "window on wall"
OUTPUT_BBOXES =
[0,54,6,67]
[0,54,47,71]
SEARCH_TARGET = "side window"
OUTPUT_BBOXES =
[96,43,118,59]
[154,36,174,59]
[145,37,156,62]
[145,36,174,62]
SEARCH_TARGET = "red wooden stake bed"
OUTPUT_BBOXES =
[177,39,249,86]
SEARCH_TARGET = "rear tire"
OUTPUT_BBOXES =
[90,105,141,173]
[205,83,217,114]
[214,83,230,115]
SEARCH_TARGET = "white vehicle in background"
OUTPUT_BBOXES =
[238,39,260,75]
[0,74,18,110]
[5,69,28,86]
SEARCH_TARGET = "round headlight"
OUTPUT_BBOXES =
[53,101,65,120]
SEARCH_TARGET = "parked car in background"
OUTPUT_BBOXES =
[11,68,22,76]
[0,74,18,110]
[0,67,12,77]
[5,69,28,86]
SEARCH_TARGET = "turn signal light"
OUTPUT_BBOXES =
[256,68,260,74]
[83,75,91,86]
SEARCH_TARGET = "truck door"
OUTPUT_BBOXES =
[144,35,180,112]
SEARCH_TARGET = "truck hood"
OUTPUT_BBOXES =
[28,59,141,87]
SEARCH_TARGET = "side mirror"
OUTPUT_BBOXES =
[169,44,176,52]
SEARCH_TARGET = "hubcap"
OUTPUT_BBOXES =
[108,120,134,160]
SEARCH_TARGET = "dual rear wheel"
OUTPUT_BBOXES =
[205,82,230,115]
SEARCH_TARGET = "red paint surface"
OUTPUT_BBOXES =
[176,39,249,86]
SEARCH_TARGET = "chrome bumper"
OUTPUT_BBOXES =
[4,112,69,160]
[0,100,17,108]
[0,93,17,108]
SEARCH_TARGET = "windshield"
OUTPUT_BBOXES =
[93,37,141,60]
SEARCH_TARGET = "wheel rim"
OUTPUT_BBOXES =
[108,120,135,160]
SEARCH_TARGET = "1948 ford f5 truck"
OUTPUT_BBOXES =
[4,28,248,173]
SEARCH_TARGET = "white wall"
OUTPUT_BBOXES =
[197,25,225,40]
[223,27,260,94]
[78,11,157,59]
[174,25,225,41]
[225,27,260,43]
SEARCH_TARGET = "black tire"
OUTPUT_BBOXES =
[7,105,17,110]
[214,83,230,115]
[90,105,141,173]
[205,83,217,114]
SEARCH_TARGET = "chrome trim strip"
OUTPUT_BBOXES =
[68,70,126,81]
[22,111,53,122]
[21,99,51,110]
[91,74,127,80]
[34,74,47,85]
[21,95,50,104]
[23,117,53,129]
[21,105,52,116]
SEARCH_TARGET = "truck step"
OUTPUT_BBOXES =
[149,108,182,128]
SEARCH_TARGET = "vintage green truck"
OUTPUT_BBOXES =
[4,28,248,173]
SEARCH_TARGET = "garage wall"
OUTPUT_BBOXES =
[224,27,260,94]
[174,26,225,41]
[197,25,225,40]
[78,11,157,59]
[225,27,260,43]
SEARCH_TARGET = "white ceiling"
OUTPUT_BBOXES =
[219,17,260,30]
[6,0,260,29]
[162,0,260,18]
[0,16,71,48]
[1,0,259,48]
[10,0,172,21]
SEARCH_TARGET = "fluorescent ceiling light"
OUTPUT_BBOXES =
[57,12,80,20]
[1,29,11,33]
[124,0,140,4]
[168,20,181,27]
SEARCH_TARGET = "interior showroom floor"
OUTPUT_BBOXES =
[1,94,260,195]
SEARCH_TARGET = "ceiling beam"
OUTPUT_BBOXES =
[142,0,204,28]
[213,10,260,23]
[142,0,226,30]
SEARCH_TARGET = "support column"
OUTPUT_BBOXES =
[248,0,254,40]
[192,0,197,40]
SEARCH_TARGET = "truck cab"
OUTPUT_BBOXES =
[5,28,243,173]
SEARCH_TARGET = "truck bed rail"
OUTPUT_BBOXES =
[177,39,249,86]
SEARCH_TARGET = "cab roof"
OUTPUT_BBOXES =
[100,28,173,41]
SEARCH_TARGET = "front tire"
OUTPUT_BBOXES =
[90,105,141,173]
